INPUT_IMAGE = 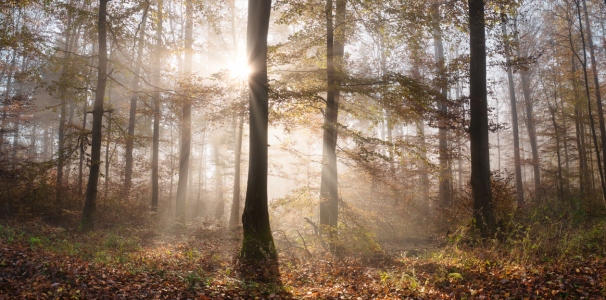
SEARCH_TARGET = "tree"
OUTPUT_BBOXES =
[500,12,524,205]
[468,0,495,235]
[230,113,244,228]
[319,0,346,236]
[433,4,451,208]
[570,0,606,204]
[240,0,276,260]
[581,0,606,194]
[151,0,163,213]
[80,0,109,232]
[124,2,149,199]
[514,18,540,191]
[175,0,193,223]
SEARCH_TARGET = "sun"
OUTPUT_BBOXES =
[228,62,252,80]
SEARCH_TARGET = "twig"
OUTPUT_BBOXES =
[296,230,312,258]
[304,217,319,236]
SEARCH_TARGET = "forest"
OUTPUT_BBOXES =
[1,0,606,298]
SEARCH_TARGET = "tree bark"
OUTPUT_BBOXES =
[501,13,524,205]
[230,113,244,228]
[196,125,207,218]
[151,0,163,213]
[104,110,112,192]
[513,19,540,191]
[56,11,72,202]
[319,0,345,236]
[124,3,149,199]
[175,0,192,223]
[548,101,564,202]
[78,96,87,197]
[582,0,606,191]
[469,0,495,235]
[572,54,588,196]
[240,0,276,260]
[80,0,108,232]
[213,137,224,221]
[572,0,606,203]
[433,7,451,208]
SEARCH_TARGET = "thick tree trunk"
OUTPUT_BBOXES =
[151,0,163,213]
[240,0,276,260]
[469,0,495,235]
[80,0,108,232]
[175,0,192,223]
[124,3,149,199]
[433,8,451,208]
[501,14,524,205]
[230,114,244,228]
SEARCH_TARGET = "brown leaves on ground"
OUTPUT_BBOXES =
[0,224,605,299]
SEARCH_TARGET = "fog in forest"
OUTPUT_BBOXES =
[2,0,606,298]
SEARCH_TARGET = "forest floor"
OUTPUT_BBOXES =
[0,219,605,299]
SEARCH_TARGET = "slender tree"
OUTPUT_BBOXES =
[175,0,192,223]
[514,18,540,191]
[230,113,244,228]
[581,0,606,186]
[501,13,524,204]
[56,6,73,201]
[240,0,276,260]
[151,0,163,213]
[80,0,109,232]
[433,5,451,207]
[319,0,345,235]
[571,0,606,204]
[124,3,149,199]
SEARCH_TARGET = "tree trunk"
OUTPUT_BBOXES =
[175,0,192,223]
[573,0,606,203]
[78,97,87,197]
[418,121,429,201]
[320,0,345,237]
[513,19,540,191]
[230,113,244,228]
[124,3,149,199]
[57,6,75,202]
[80,0,108,232]
[469,0,495,235]
[214,138,224,221]
[240,0,276,260]
[433,7,451,208]
[582,0,606,191]
[196,126,207,218]
[151,0,163,213]
[104,110,112,192]
[501,14,524,204]
[548,102,564,202]
[572,54,587,196]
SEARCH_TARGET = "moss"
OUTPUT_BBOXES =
[79,216,93,232]
[240,227,277,260]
